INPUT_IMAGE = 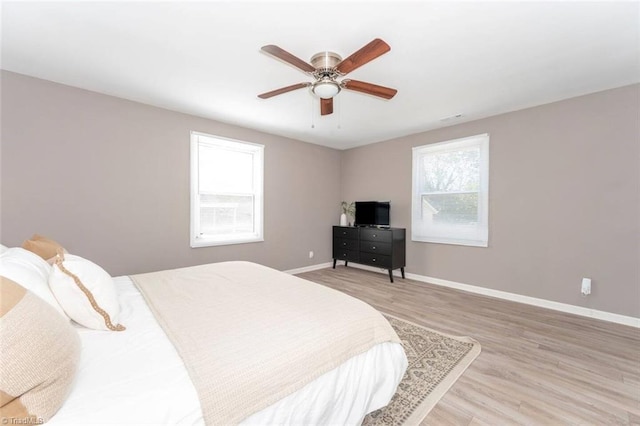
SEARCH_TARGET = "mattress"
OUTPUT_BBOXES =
[49,275,407,425]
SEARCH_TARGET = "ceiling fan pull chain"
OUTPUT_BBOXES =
[337,96,341,130]
[310,95,315,129]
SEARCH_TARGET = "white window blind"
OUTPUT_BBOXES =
[412,134,489,247]
[190,132,264,247]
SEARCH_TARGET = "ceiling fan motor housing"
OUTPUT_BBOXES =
[310,51,342,75]
[310,51,343,99]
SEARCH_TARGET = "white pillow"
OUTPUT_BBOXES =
[49,253,125,331]
[0,247,68,319]
[0,244,8,254]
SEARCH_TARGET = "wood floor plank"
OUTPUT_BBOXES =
[298,266,640,425]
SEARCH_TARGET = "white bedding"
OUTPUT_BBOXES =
[49,275,407,425]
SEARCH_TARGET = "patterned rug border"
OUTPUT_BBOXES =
[375,313,482,425]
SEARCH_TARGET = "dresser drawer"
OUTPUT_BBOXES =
[360,241,391,255]
[333,249,359,262]
[334,238,358,251]
[359,252,391,268]
[333,227,358,240]
[359,228,392,243]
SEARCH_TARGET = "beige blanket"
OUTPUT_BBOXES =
[130,261,400,425]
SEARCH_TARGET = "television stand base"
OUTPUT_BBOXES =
[332,260,404,283]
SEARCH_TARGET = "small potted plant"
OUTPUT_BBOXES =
[340,201,355,226]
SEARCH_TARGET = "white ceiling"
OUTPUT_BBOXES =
[2,1,639,150]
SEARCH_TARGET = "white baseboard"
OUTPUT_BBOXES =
[346,263,640,329]
[284,262,333,275]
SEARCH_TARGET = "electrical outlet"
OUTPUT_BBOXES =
[309,251,314,259]
[581,278,591,296]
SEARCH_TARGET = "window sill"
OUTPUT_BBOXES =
[411,236,488,247]
[190,236,264,248]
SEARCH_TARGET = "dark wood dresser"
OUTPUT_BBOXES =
[332,226,406,282]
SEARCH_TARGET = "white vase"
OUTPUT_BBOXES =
[340,213,348,226]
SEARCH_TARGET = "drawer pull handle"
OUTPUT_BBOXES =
[343,242,346,246]
[373,234,376,237]
[372,246,376,250]
[343,232,347,235]
[372,258,376,262]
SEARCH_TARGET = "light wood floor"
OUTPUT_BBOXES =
[298,266,640,425]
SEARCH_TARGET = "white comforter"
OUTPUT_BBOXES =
[49,276,407,425]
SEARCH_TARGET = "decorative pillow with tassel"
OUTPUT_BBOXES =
[49,250,125,332]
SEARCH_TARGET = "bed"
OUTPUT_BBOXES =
[0,244,407,425]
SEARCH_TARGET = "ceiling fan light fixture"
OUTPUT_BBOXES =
[312,79,341,99]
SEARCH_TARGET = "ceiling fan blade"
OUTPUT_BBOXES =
[335,38,391,75]
[261,45,316,73]
[343,79,397,99]
[258,83,310,99]
[320,98,333,115]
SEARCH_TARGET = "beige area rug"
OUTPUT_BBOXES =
[363,314,481,425]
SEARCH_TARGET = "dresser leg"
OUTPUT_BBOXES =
[345,261,348,267]
[333,259,337,269]
[401,267,405,279]
[388,269,394,283]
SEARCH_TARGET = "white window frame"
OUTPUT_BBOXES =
[411,133,489,247]
[190,131,264,248]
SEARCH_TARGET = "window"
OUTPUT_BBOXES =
[190,132,264,247]
[412,134,489,247]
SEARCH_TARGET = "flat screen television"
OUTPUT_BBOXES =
[355,201,390,227]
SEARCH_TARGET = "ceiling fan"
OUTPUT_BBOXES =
[258,38,397,116]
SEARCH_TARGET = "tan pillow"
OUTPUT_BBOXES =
[21,235,64,261]
[0,277,80,424]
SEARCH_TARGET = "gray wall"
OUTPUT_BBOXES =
[1,71,341,275]
[2,71,638,318]
[341,84,639,318]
